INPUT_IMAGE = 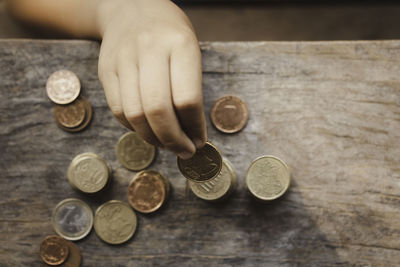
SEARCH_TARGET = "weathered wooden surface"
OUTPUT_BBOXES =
[1,39,400,266]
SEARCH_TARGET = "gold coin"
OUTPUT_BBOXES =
[40,235,69,266]
[46,69,81,105]
[246,155,290,201]
[67,153,110,193]
[177,141,222,182]
[94,200,137,245]
[52,198,93,241]
[116,132,155,171]
[189,158,236,201]
[63,240,81,267]
[128,170,170,213]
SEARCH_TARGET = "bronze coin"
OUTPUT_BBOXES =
[128,170,169,213]
[210,95,249,133]
[177,141,222,182]
[39,235,69,266]
[53,97,86,128]
[63,240,81,267]
[56,96,93,133]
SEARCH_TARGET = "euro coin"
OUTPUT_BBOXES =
[46,69,81,104]
[56,96,92,133]
[94,200,137,245]
[67,153,110,193]
[39,235,69,266]
[189,158,236,201]
[128,170,169,213]
[52,198,93,241]
[177,141,222,182]
[53,97,86,128]
[210,95,249,133]
[246,155,290,201]
[116,132,155,171]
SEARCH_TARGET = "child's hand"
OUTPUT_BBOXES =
[97,0,206,159]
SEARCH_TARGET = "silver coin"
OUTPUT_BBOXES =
[52,198,93,241]
[46,69,81,104]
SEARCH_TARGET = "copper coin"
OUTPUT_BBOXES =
[46,70,81,104]
[177,141,222,182]
[210,95,249,133]
[128,170,169,213]
[53,97,86,128]
[56,96,92,133]
[40,235,69,266]
[63,240,81,267]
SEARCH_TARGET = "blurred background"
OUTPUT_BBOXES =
[1,0,400,41]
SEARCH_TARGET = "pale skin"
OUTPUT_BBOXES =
[5,0,206,159]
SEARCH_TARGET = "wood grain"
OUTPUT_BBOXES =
[1,39,399,266]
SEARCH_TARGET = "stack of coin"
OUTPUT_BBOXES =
[210,95,249,134]
[67,153,111,194]
[52,198,93,241]
[246,155,291,201]
[116,132,156,171]
[189,158,236,201]
[46,70,93,132]
[94,200,137,245]
[40,235,81,266]
[128,170,170,213]
[177,141,222,182]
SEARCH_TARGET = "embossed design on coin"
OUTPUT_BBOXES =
[54,97,86,128]
[189,158,236,201]
[40,235,69,266]
[116,132,155,171]
[68,153,110,193]
[46,70,81,104]
[211,95,249,133]
[177,142,222,182]
[52,198,93,241]
[56,96,92,133]
[63,240,81,267]
[128,170,169,213]
[94,200,137,245]
[246,155,290,201]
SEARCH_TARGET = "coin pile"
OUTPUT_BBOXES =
[67,153,111,194]
[46,70,92,132]
[178,95,291,202]
[40,235,81,266]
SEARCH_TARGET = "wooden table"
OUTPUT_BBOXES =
[1,40,399,266]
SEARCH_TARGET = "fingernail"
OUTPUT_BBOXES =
[178,151,193,160]
[193,138,204,149]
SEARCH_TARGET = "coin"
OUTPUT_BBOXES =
[67,153,110,193]
[210,95,249,133]
[116,132,155,171]
[63,240,81,267]
[189,158,236,201]
[46,70,81,104]
[40,235,69,266]
[128,170,170,213]
[94,200,137,245]
[56,96,93,133]
[52,198,93,241]
[177,141,222,182]
[246,155,291,201]
[53,97,86,128]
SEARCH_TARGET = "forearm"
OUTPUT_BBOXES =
[4,0,104,38]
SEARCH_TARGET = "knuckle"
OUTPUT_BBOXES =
[110,105,124,118]
[137,31,154,47]
[125,110,145,125]
[146,104,169,121]
[174,96,201,112]
[172,30,196,47]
